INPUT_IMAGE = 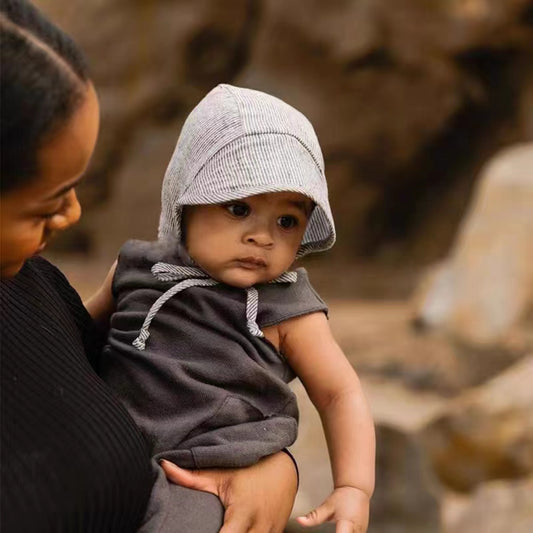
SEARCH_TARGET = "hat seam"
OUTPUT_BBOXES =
[178,131,324,201]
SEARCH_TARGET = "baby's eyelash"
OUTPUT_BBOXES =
[277,215,299,229]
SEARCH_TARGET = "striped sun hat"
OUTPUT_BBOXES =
[158,84,335,257]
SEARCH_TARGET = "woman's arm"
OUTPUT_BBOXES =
[280,311,375,532]
[161,450,298,533]
[84,260,117,330]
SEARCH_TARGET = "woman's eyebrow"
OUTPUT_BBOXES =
[44,176,84,201]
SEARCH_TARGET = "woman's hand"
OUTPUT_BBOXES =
[160,451,297,533]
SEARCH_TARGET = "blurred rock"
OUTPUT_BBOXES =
[413,143,533,346]
[370,424,441,533]
[328,300,523,393]
[422,356,533,492]
[444,478,533,533]
[366,379,445,533]
[35,0,533,263]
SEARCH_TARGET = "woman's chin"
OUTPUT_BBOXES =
[0,260,26,279]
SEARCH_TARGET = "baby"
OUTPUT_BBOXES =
[100,84,375,532]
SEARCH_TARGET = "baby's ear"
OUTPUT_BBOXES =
[180,206,189,242]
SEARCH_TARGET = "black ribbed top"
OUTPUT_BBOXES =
[1,257,153,532]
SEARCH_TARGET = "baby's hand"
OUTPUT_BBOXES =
[297,486,370,533]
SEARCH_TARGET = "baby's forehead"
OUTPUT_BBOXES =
[234,191,314,214]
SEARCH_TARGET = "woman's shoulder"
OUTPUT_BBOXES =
[26,256,86,308]
[1,256,96,353]
[25,254,72,284]
[1,256,74,300]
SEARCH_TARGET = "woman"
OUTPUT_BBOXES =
[0,0,297,531]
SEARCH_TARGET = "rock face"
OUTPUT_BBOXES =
[446,478,533,533]
[422,356,533,492]
[413,143,533,345]
[34,0,533,262]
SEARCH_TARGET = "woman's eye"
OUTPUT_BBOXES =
[278,215,298,229]
[226,203,250,217]
[39,207,62,220]
[38,197,68,220]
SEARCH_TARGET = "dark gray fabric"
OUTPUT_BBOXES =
[138,461,223,533]
[100,239,328,469]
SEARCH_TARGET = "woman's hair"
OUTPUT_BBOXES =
[0,0,90,192]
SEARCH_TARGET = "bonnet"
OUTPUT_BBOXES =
[158,84,335,257]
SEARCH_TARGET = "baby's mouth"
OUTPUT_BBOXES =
[236,257,267,268]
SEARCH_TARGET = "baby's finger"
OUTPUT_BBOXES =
[296,501,333,527]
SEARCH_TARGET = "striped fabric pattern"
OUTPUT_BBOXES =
[158,84,335,257]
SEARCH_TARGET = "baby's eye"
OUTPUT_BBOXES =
[278,215,298,229]
[226,202,250,217]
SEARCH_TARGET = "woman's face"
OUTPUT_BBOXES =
[0,84,100,278]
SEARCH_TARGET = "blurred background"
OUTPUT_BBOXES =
[35,1,533,531]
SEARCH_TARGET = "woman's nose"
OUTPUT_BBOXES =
[46,189,82,232]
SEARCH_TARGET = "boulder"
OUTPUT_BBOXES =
[445,478,533,533]
[325,300,521,393]
[422,356,533,492]
[413,143,533,345]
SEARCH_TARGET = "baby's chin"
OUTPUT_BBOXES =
[215,269,283,289]
[218,274,268,289]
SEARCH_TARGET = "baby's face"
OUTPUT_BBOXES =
[183,192,313,288]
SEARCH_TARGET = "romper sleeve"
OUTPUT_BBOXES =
[256,267,328,328]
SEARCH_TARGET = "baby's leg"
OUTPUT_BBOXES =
[139,460,224,533]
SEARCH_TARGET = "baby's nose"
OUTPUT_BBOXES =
[244,226,274,247]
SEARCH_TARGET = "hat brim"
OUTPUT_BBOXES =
[177,134,335,255]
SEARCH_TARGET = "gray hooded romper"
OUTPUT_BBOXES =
[101,239,328,469]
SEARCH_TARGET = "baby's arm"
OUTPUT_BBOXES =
[84,260,117,331]
[280,311,375,533]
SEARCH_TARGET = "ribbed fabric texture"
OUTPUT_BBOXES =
[0,257,153,533]
[158,84,335,257]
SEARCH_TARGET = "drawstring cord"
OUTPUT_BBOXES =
[132,262,297,350]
